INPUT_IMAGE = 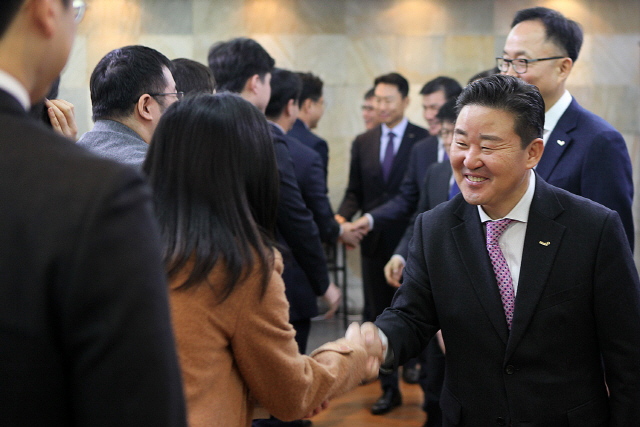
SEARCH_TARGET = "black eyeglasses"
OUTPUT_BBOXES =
[496,56,565,74]
[149,92,185,101]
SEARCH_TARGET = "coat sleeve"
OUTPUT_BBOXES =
[59,167,187,426]
[274,139,330,296]
[232,256,369,421]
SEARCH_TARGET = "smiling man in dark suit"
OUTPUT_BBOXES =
[363,74,640,427]
[0,0,186,425]
[337,72,428,414]
[500,7,634,249]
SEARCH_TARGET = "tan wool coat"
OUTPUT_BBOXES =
[170,249,370,427]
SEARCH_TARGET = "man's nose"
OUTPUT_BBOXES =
[464,146,483,169]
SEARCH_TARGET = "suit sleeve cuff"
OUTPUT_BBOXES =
[364,213,374,231]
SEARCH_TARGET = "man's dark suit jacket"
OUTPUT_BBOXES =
[270,123,329,321]
[338,122,429,257]
[0,90,186,426]
[368,134,439,231]
[395,160,451,260]
[286,134,340,245]
[538,97,634,248]
[376,175,640,426]
[288,118,329,179]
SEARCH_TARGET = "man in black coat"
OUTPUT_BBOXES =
[0,1,187,425]
[337,72,428,415]
[365,75,640,427]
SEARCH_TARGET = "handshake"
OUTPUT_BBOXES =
[334,214,373,249]
[345,321,386,382]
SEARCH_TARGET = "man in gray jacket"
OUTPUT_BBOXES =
[78,45,180,167]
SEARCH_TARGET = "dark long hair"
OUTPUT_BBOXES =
[143,93,280,300]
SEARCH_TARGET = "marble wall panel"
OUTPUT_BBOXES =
[62,36,88,89]
[566,34,593,87]
[592,0,640,34]
[249,34,297,69]
[140,0,193,34]
[290,35,351,85]
[396,36,446,81]
[57,87,92,138]
[589,85,639,134]
[443,35,496,83]
[345,0,448,36]
[346,36,397,85]
[138,35,195,60]
[317,84,366,140]
[591,35,640,87]
[442,0,495,35]
[493,0,593,34]
[192,0,246,39]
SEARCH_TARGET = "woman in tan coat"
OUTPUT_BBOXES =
[143,94,380,427]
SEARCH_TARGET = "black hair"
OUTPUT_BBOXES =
[143,93,280,301]
[90,45,172,121]
[170,58,215,95]
[419,76,463,100]
[265,68,302,119]
[364,87,375,100]
[511,7,583,62]
[208,37,275,93]
[468,67,500,84]
[436,98,458,124]
[0,0,24,38]
[374,72,409,98]
[456,75,544,148]
[296,72,323,107]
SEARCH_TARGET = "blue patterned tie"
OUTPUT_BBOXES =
[382,132,395,182]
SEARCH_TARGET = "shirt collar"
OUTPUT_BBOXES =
[382,117,408,139]
[0,69,30,111]
[544,90,572,135]
[269,121,286,135]
[478,170,536,224]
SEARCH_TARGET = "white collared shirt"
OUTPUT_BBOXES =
[542,90,572,146]
[0,69,30,111]
[478,171,536,295]
[436,135,446,163]
[380,117,408,163]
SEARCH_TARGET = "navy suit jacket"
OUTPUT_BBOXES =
[270,123,329,321]
[376,175,640,426]
[288,118,329,179]
[538,97,634,249]
[395,160,452,260]
[338,122,429,257]
[286,134,340,245]
[369,134,439,231]
[0,90,186,426]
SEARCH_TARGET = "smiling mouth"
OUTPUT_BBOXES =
[466,175,487,183]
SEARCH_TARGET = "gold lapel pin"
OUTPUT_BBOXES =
[539,241,550,246]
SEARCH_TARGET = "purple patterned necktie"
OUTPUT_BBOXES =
[486,219,515,329]
[382,132,395,182]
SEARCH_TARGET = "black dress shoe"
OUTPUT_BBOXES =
[371,388,402,415]
[402,365,420,384]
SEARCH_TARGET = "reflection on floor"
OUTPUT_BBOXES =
[307,316,426,427]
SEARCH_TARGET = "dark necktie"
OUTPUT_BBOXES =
[382,132,395,182]
[486,219,516,329]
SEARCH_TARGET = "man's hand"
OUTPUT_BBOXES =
[46,99,78,140]
[352,215,371,234]
[384,255,405,288]
[334,214,347,224]
[345,322,384,381]
[339,222,365,249]
[303,400,329,419]
[322,283,341,319]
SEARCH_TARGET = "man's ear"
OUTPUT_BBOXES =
[402,95,410,110]
[285,98,297,118]
[557,57,573,81]
[245,74,261,95]
[526,138,544,169]
[135,94,155,122]
[301,98,313,114]
[28,0,58,38]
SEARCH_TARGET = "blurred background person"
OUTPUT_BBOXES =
[361,87,379,131]
[170,58,215,96]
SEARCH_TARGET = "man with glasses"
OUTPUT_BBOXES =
[0,1,187,425]
[499,6,634,249]
[78,45,182,168]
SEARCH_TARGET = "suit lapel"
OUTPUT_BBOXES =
[388,122,417,184]
[452,201,510,345]
[368,126,384,184]
[505,176,566,361]
[536,99,578,180]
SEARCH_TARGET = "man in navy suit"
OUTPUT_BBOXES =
[0,1,187,424]
[288,72,329,179]
[500,7,634,249]
[363,74,640,427]
[337,72,429,414]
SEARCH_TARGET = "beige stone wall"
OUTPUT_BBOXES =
[61,0,640,305]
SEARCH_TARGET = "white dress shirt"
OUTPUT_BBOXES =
[379,117,408,162]
[477,171,536,295]
[542,90,572,146]
[0,69,30,111]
